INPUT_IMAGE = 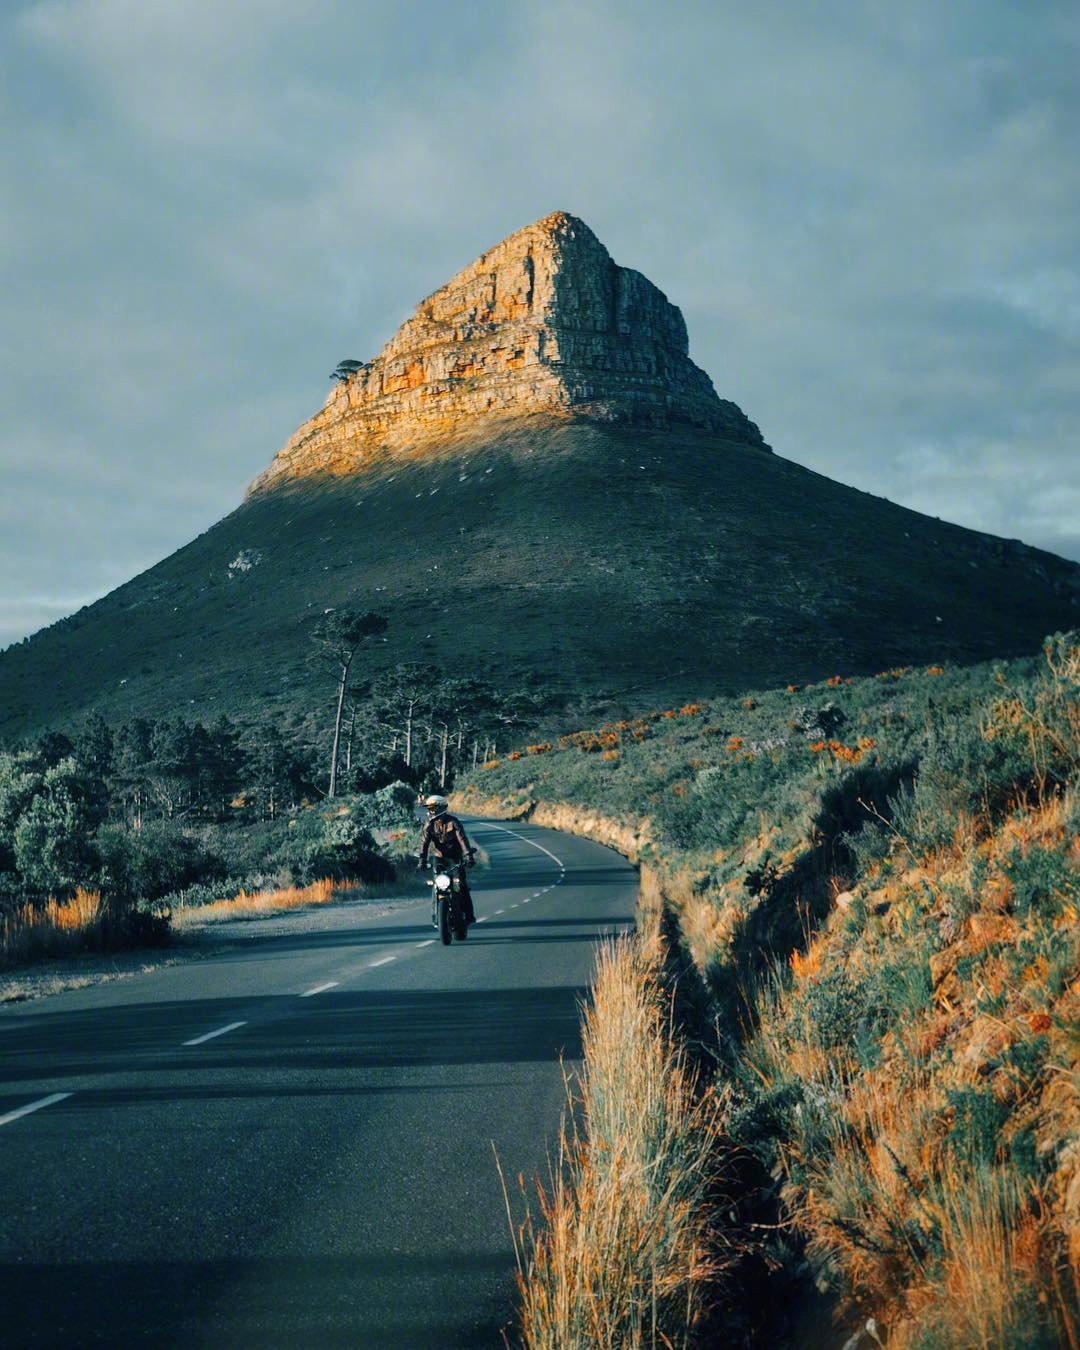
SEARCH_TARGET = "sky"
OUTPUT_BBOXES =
[2,0,1078,651]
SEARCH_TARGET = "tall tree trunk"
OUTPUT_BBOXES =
[328,653,353,799]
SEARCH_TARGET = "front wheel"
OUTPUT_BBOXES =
[452,901,468,942]
[437,896,452,945]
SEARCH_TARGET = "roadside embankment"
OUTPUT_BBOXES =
[455,637,1080,1347]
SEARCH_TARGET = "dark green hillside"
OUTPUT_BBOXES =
[1,415,1077,740]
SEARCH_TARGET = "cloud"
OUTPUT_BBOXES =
[1,0,1078,653]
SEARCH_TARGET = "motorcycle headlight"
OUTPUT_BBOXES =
[434,873,452,892]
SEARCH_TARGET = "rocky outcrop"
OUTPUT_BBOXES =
[248,211,768,494]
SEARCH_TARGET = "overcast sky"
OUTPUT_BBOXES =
[2,0,1078,651]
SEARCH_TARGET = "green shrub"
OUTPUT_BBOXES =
[945,1087,1008,1168]
[873,946,934,1026]
[1001,842,1074,918]
[353,780,416,832]
[727,1077,804,1168]
[273,801,394,884]
[843,820,892,876]
[794,969,878,1051]
[96,822,223,903]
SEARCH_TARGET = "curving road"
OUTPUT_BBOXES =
[0,820,637,1348]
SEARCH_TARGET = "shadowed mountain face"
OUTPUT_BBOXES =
[2,417,1077,740]
[2,214,1078,740]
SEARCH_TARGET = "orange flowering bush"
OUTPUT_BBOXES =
[560,729,621,753]
[807,738,875,764]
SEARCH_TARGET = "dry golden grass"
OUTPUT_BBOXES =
[174,876,373,927]
[0,888,107,964]
[510,937,725,1349]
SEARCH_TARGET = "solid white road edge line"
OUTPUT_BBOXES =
[183,1021,247,1046]
[300,982,339,997]
[475,821,567,871]
[0,1092,73,1128]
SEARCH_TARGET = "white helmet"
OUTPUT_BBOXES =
[424,794,448,812]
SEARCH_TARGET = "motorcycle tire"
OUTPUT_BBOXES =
[437,896,452,946]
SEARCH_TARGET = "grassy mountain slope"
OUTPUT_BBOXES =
[461,634,1080,1346]
[2,416,1077,742]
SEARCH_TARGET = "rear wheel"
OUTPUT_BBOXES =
[437,896,452,945]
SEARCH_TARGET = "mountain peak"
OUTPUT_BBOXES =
[248,213,767,494]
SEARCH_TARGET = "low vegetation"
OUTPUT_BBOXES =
[465,632,1080,1346]
[509,936,725,1349]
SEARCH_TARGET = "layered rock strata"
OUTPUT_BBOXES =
[249,211,767,494]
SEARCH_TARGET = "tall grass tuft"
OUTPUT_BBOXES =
[0,888,107,964]
[511,937,724,1348]
[174,876,369,926]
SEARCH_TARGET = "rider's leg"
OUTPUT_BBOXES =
[460,875,477,924]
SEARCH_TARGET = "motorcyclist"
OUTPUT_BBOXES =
[417,794,477,924]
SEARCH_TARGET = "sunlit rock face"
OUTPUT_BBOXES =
[248,211,767,494]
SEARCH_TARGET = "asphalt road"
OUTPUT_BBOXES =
[0,820,637,1349]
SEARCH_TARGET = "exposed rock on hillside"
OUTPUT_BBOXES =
[249,211,767,494]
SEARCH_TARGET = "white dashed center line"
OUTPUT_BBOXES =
[183,1021,246,1046]
[415,939,435,948]
[0,1092,73,1128]
[369,955,396,968]
[300,982,339,998]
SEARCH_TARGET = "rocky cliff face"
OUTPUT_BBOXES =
[248,211,767,494]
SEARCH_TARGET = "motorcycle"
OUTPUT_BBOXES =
[425,860,470,945]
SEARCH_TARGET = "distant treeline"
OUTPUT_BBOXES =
[0,663,551,921]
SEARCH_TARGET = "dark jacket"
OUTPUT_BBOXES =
[419,811,473,866]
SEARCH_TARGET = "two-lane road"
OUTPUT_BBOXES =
[0,820,637,1348]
